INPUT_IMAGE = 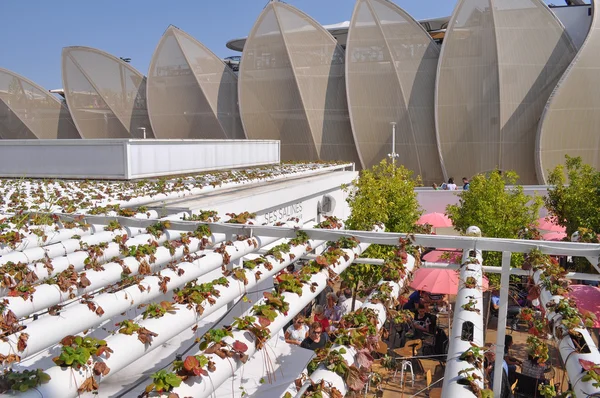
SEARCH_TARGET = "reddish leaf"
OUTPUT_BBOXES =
[232,340,248,353]
[61,335,75,346]
[356,351,374,369]
[78,376,99,393]
[93,362,110,376]
[17,333,28,352]
[184,356,199,372]
[580,359,600,374]
[258,316,272,327]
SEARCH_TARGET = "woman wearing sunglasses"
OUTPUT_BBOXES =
[284,315,309,345]
[300,322,329,350]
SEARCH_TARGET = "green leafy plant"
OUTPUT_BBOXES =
[458,345,484,369]
[142,301,178,319]
[0,369,51,393]
[527,336,549,364]
[146,221,171,238]
[225,212,256,224]
[52,335,112,369]
[145,369,182,393]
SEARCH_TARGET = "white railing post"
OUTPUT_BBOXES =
[493,251,512,397]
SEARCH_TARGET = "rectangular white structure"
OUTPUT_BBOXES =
[0,139,280,179]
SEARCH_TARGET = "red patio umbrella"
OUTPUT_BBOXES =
[423,249,462,263]
[410,268,489,295]
[542,231,567,241]
[537,217,565,232]
[418,212,452,228]
[569,284,600,328]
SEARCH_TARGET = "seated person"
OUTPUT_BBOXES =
[504,335,521,384]
[412,304,435,338]
[490,289,521,328]
[521,354,547,380]
[284,315,308,346]
[484,350,513,398]
[426,292,448,312]
[300,322,329,350]
[403,290,422,311]
[312,305,330,332]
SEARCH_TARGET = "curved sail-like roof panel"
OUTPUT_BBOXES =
[62,47,153,139]
[436,0,576,184]
[537,0,600,182]
[238,2,360,164]
[346,0,443,184]
[0,68,80,139]
[147,26,244,140]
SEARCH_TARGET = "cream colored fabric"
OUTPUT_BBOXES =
[238,2,360,164]
[537,0,600,183]
[147,26,244,140]
[62,47,153,139]
[436,0,576,184]
[0,68,79,139]
[346,0,443,184]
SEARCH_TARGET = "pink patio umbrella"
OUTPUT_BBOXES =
[542,231,567,241]
[410,268,489,295]
[569,284,600,328]
[423,249,462,263]
[537,217,565,232]
[418,212,453,228]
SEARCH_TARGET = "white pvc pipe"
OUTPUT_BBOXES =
[0,226,92,255]
[442,249,485,398]
[17,228,325,397]
[534,269,600,397]
[4,230,227,319]
[169,228,381,398]
[0,220,301,362]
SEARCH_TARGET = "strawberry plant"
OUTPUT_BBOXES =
[315,216,342,230]
[464,276,478,289]
[0,369,51,393]
[527,336,549,364]
[461,299,480,314]
[458,344,484,369]
[289,230,310,246]
[276,274,304,296]
[265,243,291,262]
[182,210,220,222]
[225,212,256,224]
[146,221,171,238]
[173,354,215,379]
[104,220,122,232]
[580,359,600,388]
[53,335,112,369]
[145,369,182,394]
[142,301,178,319]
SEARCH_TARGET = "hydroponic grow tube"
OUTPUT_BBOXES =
[441,249,485,398]
[0,219,302,362]
[13,224,329,397]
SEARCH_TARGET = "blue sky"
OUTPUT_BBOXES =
[1,0,559,90]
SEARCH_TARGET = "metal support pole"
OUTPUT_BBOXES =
[388,122,398,170]
[493,251,512,397]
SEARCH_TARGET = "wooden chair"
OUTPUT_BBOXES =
[429,387,442,398]
[392,339,423,388]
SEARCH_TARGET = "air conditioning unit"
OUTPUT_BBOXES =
[318,194,336,216]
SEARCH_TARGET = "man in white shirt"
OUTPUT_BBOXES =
[339,288,362,315]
